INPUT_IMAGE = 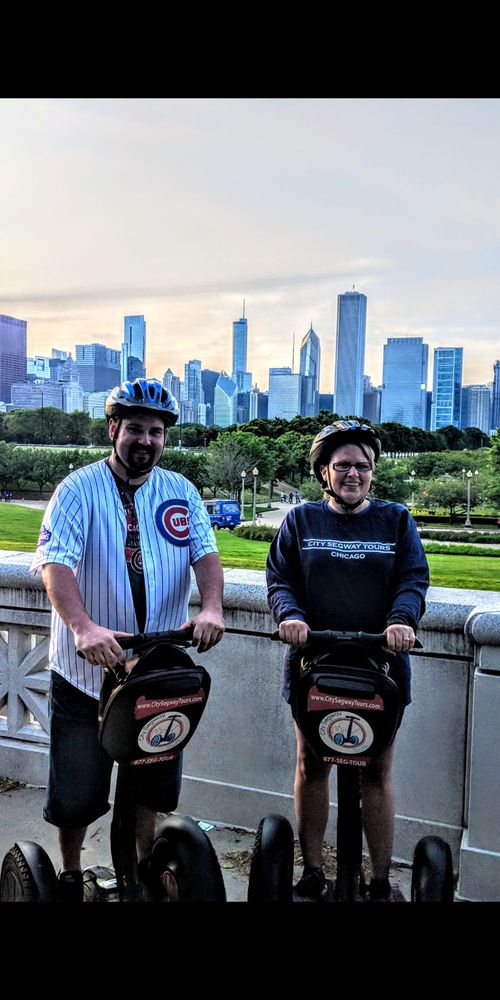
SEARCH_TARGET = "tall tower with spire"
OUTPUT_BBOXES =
[299,324,321,416]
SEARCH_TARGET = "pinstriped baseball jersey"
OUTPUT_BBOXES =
[30,461,218,699]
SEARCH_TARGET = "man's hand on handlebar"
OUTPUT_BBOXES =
[73,624,132,669]
[383,624,416,654]
[278,619,309,646]
[178,608,225,653]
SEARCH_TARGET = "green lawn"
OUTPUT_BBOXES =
[0,505,45,550]
[1,506,499,591]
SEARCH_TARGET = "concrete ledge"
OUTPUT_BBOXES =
[459,830,500,901]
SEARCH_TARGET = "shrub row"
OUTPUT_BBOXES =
[234,524,278,541]
[418,530,500,543]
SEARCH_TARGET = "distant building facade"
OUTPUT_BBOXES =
[0,314,27,404]
[431,347,463,430]
[334,291,366,417]
[121,315,146,382]
[380,337,429,429]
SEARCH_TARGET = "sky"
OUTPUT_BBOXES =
[1,97,500,395]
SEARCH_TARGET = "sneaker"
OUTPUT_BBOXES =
[293,866,328,902]
[365,877,405,903]
[58,869,84,903]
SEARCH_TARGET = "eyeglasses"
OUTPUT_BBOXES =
[330,462,372,473]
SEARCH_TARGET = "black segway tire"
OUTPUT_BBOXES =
[150,815,226,902]
[0,842,58,902]
[248,814,294,903]
[411,836,454,903]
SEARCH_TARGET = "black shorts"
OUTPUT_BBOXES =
[44,671,183,828]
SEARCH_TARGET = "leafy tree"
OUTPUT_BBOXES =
[435,425,466,451]
[204,432,272,497]
[422,478,471,518]
[371,458,412,505]
[91,418,110,446]
[22,449,65,492]
[0,442,15,487]
[160,450,208,492]
[5,409,39,443]
[463,427,491,449]
[64,411,92,445]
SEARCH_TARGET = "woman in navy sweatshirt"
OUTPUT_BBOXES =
[266,420,429,902]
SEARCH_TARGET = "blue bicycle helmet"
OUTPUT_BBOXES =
[105,378,179,426]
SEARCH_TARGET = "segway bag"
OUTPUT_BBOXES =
[99,642,211,766]
[294,643,401,767]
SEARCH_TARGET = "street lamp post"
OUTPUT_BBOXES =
[464,469,479,528]
[252,467,259,524]
[410,469,416,510]
[240,470,246,522]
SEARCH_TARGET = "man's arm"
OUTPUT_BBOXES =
[42,563,128,668]
[179,552,225,652]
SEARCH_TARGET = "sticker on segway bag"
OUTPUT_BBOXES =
[308,687,384,712]
[155,500,190,546]
[318,711,373,755]
[134,690,205,720]
[137,711,191,753]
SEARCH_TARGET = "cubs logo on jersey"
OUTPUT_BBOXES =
[156,500,190,547]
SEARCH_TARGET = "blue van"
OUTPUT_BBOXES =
[203,499,241,531]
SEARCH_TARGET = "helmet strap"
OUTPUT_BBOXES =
[109,417,162,484]
[323,467,369,512]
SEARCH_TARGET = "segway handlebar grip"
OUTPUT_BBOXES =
[116,628,196,650]
[271,628,423,650]
[76,627,196,658]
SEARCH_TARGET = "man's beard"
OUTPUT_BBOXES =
[126,444,156,472]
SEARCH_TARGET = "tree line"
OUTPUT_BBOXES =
[0,412,498,515]
[0,405,492,452]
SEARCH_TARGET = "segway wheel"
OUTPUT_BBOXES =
[248,814,294,903]
[411,836,454,903]
[150,815,226,902]
[0,842,58,902]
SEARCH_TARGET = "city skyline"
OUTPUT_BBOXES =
[2,98,500,391]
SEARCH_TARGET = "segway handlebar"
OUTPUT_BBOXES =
[76,627,195,658]
[271,628,423,649]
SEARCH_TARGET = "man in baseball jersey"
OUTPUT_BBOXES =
[31,377,225,902]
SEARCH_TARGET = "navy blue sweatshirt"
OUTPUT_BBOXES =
[266,499,429,705]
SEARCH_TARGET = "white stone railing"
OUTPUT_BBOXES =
[1,553,500,901]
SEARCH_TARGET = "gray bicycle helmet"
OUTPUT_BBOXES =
[310,420,381,511]
[105,378,179,426]
[310,420,381,482]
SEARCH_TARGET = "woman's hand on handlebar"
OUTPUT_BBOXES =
[279,619,309,646]
[383,624,416,653]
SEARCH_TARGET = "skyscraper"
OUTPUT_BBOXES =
[334,291,367,417]
[268,368,302,420]
[492,360,500,430]
[461,385,491,434]
[232,302,252,391]
[184,360,203,404]
[431,347,463,430]
[363,375,381,425]
[214,372,238,427]
[299,325,320,417]
[201,368,220,427]
[0,314,27,404]
[121,315,146,382]
[380,337,429,429]
[163,368,181,403]
[76,343,121,392]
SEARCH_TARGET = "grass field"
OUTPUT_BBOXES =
[1,505,499,590]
